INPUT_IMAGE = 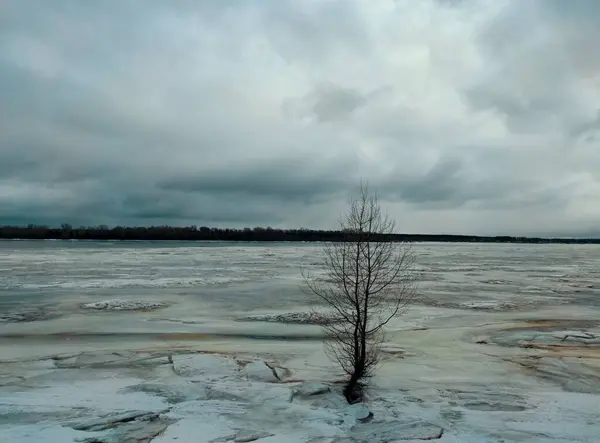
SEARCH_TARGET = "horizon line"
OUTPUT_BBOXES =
[1,224,599,241]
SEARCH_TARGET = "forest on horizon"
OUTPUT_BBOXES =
[0,224,598,244]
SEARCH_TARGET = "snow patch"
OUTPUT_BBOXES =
[238,312,337,325]
[80,299,167,311]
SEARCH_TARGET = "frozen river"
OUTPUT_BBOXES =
[1,240,600,442]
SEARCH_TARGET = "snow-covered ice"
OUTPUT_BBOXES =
[2,341,599,442]
[81,299,168,311]
[1,241,600,441]
[237,312,337,325]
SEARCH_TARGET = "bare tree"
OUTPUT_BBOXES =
[303,185,417,403]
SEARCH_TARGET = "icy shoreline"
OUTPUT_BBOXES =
[0,349,455,442]
[1,308,599,443]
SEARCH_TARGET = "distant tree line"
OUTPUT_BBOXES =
[0,224,598,244]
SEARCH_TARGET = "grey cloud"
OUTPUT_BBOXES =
[376,153,572,212]
[259,0,371,65]
[119,190,287,225]
[381,156,465,206]
[309,84,368,122]
[159,156,356,204]
[463,0,599,136]
[571,110,600,141]
[283,83,379,123]
[1,0,599,235]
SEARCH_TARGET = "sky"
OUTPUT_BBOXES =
[1,0,599,236]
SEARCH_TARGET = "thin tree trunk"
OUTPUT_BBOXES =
[302,184,417,404]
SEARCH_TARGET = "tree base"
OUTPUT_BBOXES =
[344,382,365,404]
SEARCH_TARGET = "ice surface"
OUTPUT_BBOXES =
[0,424,103,443]
[1,241,600,441]
[1,343,599,442]
[243,361,279,382]
[173,354,239,380]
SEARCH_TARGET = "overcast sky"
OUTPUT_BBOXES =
[1,0,599,236]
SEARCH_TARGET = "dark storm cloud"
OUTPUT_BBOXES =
[1,0,599,235]
[159,158,353,203]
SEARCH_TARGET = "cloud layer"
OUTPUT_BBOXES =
[1,0,599,236]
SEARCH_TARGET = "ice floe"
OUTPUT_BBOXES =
[80,299,168,311]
